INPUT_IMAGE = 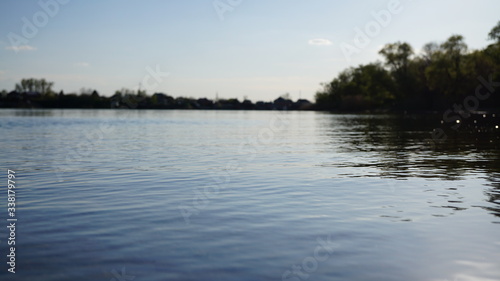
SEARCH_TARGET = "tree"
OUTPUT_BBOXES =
[91,90,99,99]
[15,78,54,95]
[315,23,500,111]
[80,88,95,95]
[484,21,500,69]
[280,93,291,100]
[441,35,467,57]
[379,42,414,75]
[441,35,467,77]
[425,35,469,99]
[137,89,147,97]
[488,20,500,43]
[315,81,334,109]
[113,88,144,109]
[315,63,396,110]
[379,42,416,100]
[421,42,440,64]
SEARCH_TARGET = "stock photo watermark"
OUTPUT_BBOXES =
[340,0,410,62]
[386,74,498,194]
[213,0,243,21]
[427,74,499,148]
[282,234,337,281]
[7,0,70,53]
[108,267,135,281]
[52,65,169,182]
[179,113,290,224]
[6,170,17,274]
[386,73,499,194]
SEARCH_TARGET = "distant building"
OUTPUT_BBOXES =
[294,99,313,110]
[215,99,240,110]
[273,97,293,110]
[197,98,214,109]
[24,91,42,98]
[7,91,21,99]
[241,99,254,110]
[255,101,273,110]
[152,93,173,106]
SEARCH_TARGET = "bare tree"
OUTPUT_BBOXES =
[15,78,54,95]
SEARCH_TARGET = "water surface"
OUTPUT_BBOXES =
[0,109,499,281]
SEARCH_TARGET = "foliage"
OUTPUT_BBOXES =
[316,63,396,110]
[316,22,500,111]
[488,20,500,43]
[15,78,54,95]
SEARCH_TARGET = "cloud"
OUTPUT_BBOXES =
[5,45,37,51]
[308,38,332,46]
[74,62,90,67]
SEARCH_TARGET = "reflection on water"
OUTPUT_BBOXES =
[315,114,500,220]
[324,114,499,177]
[0,109,499,281]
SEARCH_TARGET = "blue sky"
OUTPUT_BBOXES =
[0,0,499,102]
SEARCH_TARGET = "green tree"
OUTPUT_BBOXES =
[379,42,414,75]
[113,88,145,109]
[425,35,468,101]
[421,42,440,64]
[442,35,468,85]
[488,20,500,43]
[315,82,339,110]
[379,42,416,100]
[485,21,500,69]
[316,23,500,111]
[315,63,396,111]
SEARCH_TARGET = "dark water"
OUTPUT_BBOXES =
[0,109,499,281]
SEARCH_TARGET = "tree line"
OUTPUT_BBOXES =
[2,21,499,112]
[315,21,500,112]
[0,81,313,110]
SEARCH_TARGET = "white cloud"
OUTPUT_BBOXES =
[5,45,37,51]
[308,38,333,46]
[74,62,90,67]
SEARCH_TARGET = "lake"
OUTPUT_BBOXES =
[0,109,499,281]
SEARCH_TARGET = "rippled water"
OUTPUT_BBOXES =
[0,109,499,281]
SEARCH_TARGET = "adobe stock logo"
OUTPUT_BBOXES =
[282,234,337,281]
[340,0,408,62]
[7,0,69,53]
[213,0,243,21]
